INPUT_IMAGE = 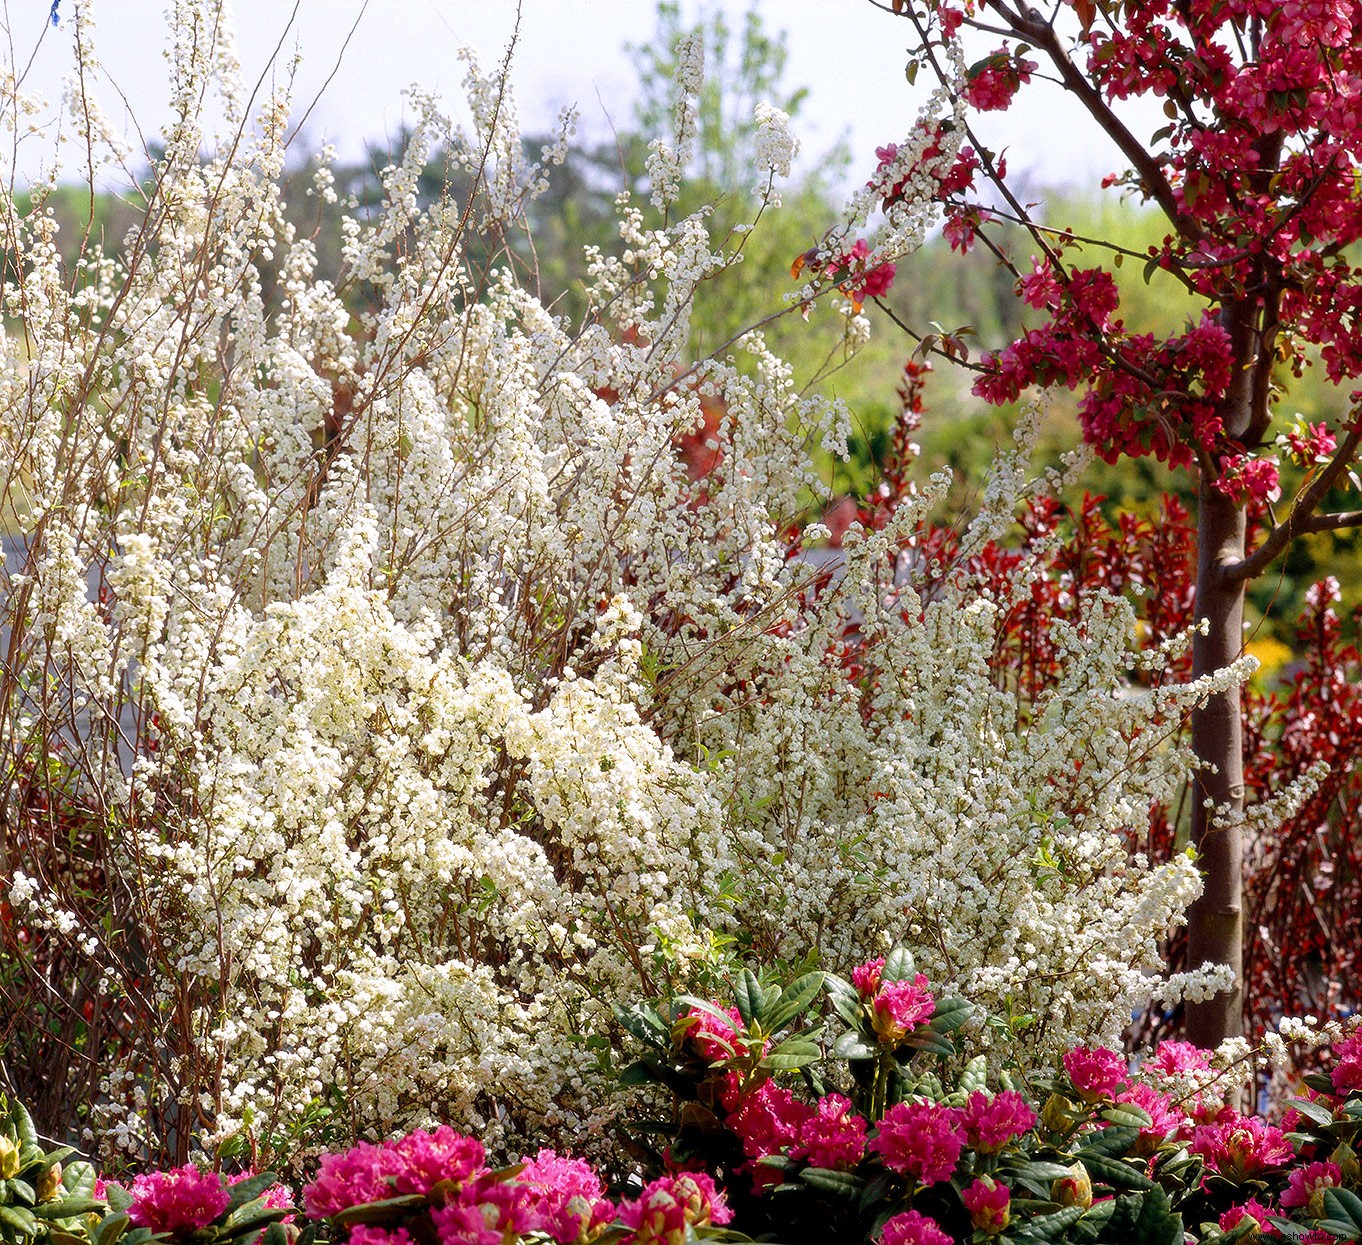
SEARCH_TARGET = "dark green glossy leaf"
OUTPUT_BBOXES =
[331,1196,428,1228]
[1077,1124,1140,1158]
[928,997,973,1033]
[759,1037,821,1071]
[734,971,763,1028]
[761,972,825,1034]
[797,1167,864,1199]
[1081,1153,1156,1191]
[832,1030,878,1061]
[881,948,916,983]
[32,1199,106,1220]
[223,1172,275,1216]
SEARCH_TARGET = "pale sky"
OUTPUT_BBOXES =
[5,0,1153,190]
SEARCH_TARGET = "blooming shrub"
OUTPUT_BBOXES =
[0,1,1282,1166]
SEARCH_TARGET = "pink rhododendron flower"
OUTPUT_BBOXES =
[431,1201,503,1245]
[1191,1115,1294,1181]
[127,1166,231,1236]
[870,973,935,1043]
[1218,1199,1278,1236]
[878,1208,953,1245]
[961,1090,1036,1152]
[385,1126,485,1195]
[518,1150,615,1245]
[851,957,885,998]
[1281,1161,1343,1214]
[871,1102,965,1185]
[619,1174,731,1245]
[727,1079,813,1161]
[683,1005,744,1063]
[1333,1030,1362,1095]
[1147,1040,1212,1077]
[348,1229,413,1245]
[961,1175,1011,1234]
[1115,1083,1184,1149]
[1063,1046,1127,1099]
[795,1094,867,1170]
[303,1142,398,1218]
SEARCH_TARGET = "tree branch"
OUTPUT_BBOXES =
[1228,414,1362,582]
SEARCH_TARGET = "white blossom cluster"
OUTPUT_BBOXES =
[1,1,1260,1163]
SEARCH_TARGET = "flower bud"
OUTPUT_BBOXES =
[961,1175,1011,1234]
[1040,1092,1077,1134]
[1051,1162,1092,1210]
[36,1162,62,1202]
[0,1135,20,1179]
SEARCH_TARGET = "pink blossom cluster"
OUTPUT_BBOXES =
[960,1090,1036,1152]
[1212,452,1283,506]
[303,1131,621,1245]
[879,1207,953,1245]
[126,1165,232,1235]
[1332,1030,1362,1095]
[963,47,1037,111]
[871,1101,966,1186]
[617,1173,731,1245]
[725,1079,867,1179]
[1190,1115,1294,1181]
[682,1005,744,1063]
[1062,1045,1128,1100]
[848,959,936,1044]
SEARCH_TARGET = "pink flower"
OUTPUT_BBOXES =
[1281,1161,1342,1215]
[431,1201,503,1245]
[961,1176,1011,1234]
[618,1174,731,1245]
[870,974,935,1044]
[1218,1199,1278,1236]
[963,49,1037,111]
[683,1005,744,1063]
[1284,421,1338,465]
[1191,1115,1294,1181]
[1114,1083,1184,1149]
[229,1171,294,1223]
[518,1150,614,1245]
[127,1166,231,1236]
[303,1142,398,1218]
[384,1127,485,1195]
[851,958,885,998]
[1063,1046,1127,1100]
[1147,1040,1212,1077]
[961,1090,1036,1153]
[349,1229,413,1245]
[727,1079,813,1161]
[796,1094,867,1170]
[1332,1030,1362,1095]
[871,1102,965,1186]
[878,1208,953,1245]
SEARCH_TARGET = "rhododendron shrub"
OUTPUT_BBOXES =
[615,959,1362,1244]
[1,2,1277,1166]
[870,0,1362,1046]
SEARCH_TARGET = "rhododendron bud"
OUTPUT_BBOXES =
[1330,1141,1360,1185]
[677,1005,743,1063]
[851,957,885,998]
[0,1137,18,1180]
[961,1175,1011,1234]
[1040,1092,1079,1134]
[1050,1162,1093,1209]
[1191,1116,1293,1181]
[35,1163,62,1203]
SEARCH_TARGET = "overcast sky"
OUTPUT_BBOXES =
[6,0,1154,190]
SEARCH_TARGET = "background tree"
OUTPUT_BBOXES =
[857,0,1362,1044]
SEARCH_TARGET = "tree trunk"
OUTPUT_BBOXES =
[1184,481,1247,1046]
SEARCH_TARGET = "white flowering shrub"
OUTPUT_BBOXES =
[2,1,1243,1165]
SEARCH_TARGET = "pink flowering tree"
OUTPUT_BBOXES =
[860,0,1362,1045]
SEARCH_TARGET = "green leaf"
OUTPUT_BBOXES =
[1287,1096,1336,1128]
[613,1002,670,1050]
[832,1031,878,1061]
[1077,1124,1140,1158]
[761,972,825,1034]
[1081,1153,1156,1192]
[223,1172,274,1216]
[90,1211,130,1245]
[797,1167,864,1199]
[9,1103,37,1151]
[260,1224,289,1245]
[881,948,916,983]
[959,1055,988,1096]
[928,997,974,1033]
[331,1196,428,1228]
[902,1028,955,1057]
[1100,1104,1153,1130]
[1323,1187,1362,1235]
[1013,1204,1085,1240]
[104,1186,133,1214]
[619,1059,665,1088]
[760,1037,821,1072]
[38,1148,77,1172]
[0,1208,37,1237]
[734,971,763,1028]
[32,1199,106,1220]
